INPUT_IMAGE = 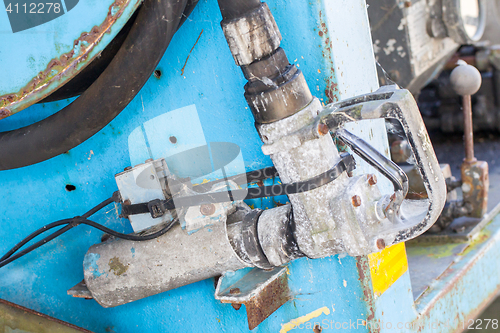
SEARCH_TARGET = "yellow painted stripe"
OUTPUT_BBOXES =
[368,242,408,296]
[280,306,331,333]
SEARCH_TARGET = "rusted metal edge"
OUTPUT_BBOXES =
[414,215,500,330]
[356,256,380,333]
[245,272,290,330]
[0,299,93,332]
[0,0,140,119]
[215,267,290,330]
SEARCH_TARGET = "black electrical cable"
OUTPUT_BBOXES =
[0,194,178,269]
[0,0,192,170]
[0,194,117,263]
[122,153,356,217]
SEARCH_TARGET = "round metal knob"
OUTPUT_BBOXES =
[450,60,482,96]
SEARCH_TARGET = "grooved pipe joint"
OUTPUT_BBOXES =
[221,3,282,66]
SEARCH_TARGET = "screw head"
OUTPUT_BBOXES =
[376,238,386,250]
[367,174,377,186]
[351,195,362,207]
[200,204,216,216]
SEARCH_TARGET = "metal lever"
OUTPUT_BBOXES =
[336,128,409,223]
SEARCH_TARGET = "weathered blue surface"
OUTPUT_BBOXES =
[0,0,142,114]
[0,0,384,331]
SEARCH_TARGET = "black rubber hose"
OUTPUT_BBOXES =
[0,0,190,170]
[217,0,261,20]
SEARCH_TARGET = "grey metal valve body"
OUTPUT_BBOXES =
[84,222,249,308]
[258,98,355,258]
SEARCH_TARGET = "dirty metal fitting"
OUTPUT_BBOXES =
[258,98,351,258]
[219,1,341,257]
[221,3,281,67]
[220,2,313,124]
[256,204,304,266]
[83,222,250,308]
[225,206,303,269]
[219,2,394,257]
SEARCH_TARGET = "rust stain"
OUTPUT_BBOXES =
[0,0,133,119]
[356,256,380,332]
[181,29,204,76]
[317,10,339,104]
[108,256,129,276]
[461,160,489,218]
[220,271,290,330]
[245,272,290,330]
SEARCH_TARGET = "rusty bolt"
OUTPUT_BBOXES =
[367,174,377,186]
[124,166,132,171]
[404,0,411,7]
[313,324,323,333]
[123,199,131,206]
[101,234,112,243]
[230,288,241,295]
[0,107,11,118]
[351,195,362,207]
[376,238,386,250]
[200,204,216,216]
[318,123,330,136]
[231,303,242,310]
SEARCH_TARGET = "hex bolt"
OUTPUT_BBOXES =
[230,288,241,295]
[313,324,323,333]
[376,238,386,250]
[231,303,242,310]
[450,60,482,162]
[351,195,362,207]
[318,123,330,136]
[200,204,216,216]
[367,174,377,186]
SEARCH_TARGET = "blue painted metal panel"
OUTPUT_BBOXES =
[0,0,142,115]
[0,0,386,332]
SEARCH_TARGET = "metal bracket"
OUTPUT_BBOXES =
[215,267,289,330]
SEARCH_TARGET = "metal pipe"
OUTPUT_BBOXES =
[83,223,249,308]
